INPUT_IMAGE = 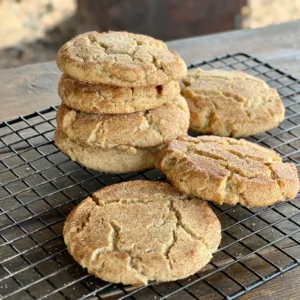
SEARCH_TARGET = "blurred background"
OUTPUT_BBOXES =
[1,0,300,69]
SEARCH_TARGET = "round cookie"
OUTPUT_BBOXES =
[55,130,160,173]
[63,180,221,285]
[58,74,180,114]
[56,95,189,149]
[156,136,299,207]
[181,68,285,137]
[57,31,187,87]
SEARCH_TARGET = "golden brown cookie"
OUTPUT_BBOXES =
[58,74,180,114]
[156,136,299,207]
[55,130,160,173]
[56,95,189,149]
[63,181,221,285]
[57,31,187,87]
[181,68,285,137]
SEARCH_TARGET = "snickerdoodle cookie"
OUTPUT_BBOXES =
[63,181,221,285]
[156,136,299,207]
[54,130,161,173]
[181,68,285,137]
[57,31,187,87]
[58,74,180,114]
[56,95,189,149]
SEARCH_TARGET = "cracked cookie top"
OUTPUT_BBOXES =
[63,181,221,285]
[181,68,285,137]
[156,136,299,207]
[58,74,180,114]
[56,31,187,87]
[56,95,190,149]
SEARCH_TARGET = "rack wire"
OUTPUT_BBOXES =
[0,53,300,300]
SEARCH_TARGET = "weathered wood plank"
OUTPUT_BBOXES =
[240,265,300,300]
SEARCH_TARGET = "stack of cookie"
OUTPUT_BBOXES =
[58,32,300,288]
[54,31,189,173]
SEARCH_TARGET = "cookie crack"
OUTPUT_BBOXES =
[267,165,286,199]
[60,95,187,148]
[185,89,273,113]
[63,108,156,148]
[184,138,280,163]
[109,221,120,251]
[186,146,266,180]
[158,200,176,271]
[87,34,166,73]
[143,112,164,139]
[169,141,287,204]
[73,208,94,238]
[169,200,211,251]
[183,72,266,85]
[164,138,291,205]
[105,199,156,206]
[170,201,196,240]
[89,219,113,265]
[189,95,281,135]
[209,99,234,136]
[88,219,149,283]
[109,221,149,282]
[92,194,156,206]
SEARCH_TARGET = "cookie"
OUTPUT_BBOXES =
[56,31,187,87]
[55,130,160,173]
[181,68,285,137]
[58,74,180,114]
[63,180,221,285]
[156,136,299,207]
[56,95,189,149]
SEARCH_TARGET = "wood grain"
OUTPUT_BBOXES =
[168,20,300,77]
[0,62,61,122]
[240,266,300,300]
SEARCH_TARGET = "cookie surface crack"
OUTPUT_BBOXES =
[74,209,93,237]
[57,96,188,149]
[181,69,284,137]
[170,201,197,240]
[157,137,299,206]
[64,181,223,285]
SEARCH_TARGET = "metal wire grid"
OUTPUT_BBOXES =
[0,53,300,300]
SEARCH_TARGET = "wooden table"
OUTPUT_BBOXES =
[1,20,300,299]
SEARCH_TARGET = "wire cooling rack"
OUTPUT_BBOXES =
[0,53,300,300]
